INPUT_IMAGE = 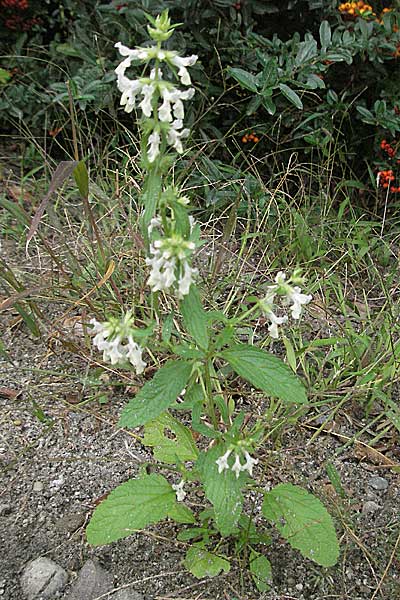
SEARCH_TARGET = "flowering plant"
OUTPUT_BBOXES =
[86,12,339,590]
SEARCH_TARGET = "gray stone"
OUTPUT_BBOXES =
[21,557,68,600]
[55,512,85,534]
[362,500,381,514]
[64,559,113,600]
[112,591,144,600]
[368,476,389,491]
[32,481,44,492]
[0,503,11,516]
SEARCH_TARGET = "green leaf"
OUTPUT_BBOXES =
[161,312,174,342]
[250,550,273,592]
[143,412,198,463]
[262,483,339,567]
[220,345,307,404]
[319,21,331,50]
[262,94,276,115]
[0,68,12,85]
[227,67,258,92]
[73,160,89,198]
[180,285,209,350]
[171,201,190,238]
[177,527,209,541]
[119,360,192,428]
[356,106,375,123]
[86,474,176,545]
[197,445,245,536]
[184,546,230,578]
[278,84,303,110]
[246,95,262,116]
[167,502,196,524]
[142,170,162,227]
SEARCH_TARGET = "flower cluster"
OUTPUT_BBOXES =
[114,13,197,163]
[241,131,260,144]
[90,313,146,374]
[216,448,258,479]
[380,139,397,158]
[338,1,375,18]
[377,169,400,192]
[259,271,312,339]
[146,234,198,298]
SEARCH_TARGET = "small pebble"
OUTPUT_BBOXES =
[0,504,11,517]
[32,481,44,492]
[362,500,381,514]
[368,476,389,491]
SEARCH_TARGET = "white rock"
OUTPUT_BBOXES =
[21,557,68,600]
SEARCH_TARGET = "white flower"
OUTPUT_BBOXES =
[232,453,242,479]
[139,83,156,117]
[177,261,198,298]
[275,271,287,285]
[115,42,150,61]
[242,451,258,476]
[146,236,196,297]
[158,88,174,122]
[147,130,160,162]
[288,286,312,319]
[126,336,146,374]
[169,54,198,85]
[216,449,232,473]
[167,119,190,154]
[172,480,186,502]
[266,311,288,339]
[90,316,146,374]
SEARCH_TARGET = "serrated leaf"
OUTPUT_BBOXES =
[228,67,258,92]
[119,360,192,428]
[262,483,339,567]
[86,474,176,545]
[278,83,303,110]
[197,445,245,536]
[167,502,196,524]
[143,412,198,463]
[180,285,209,349]
[250,550,273,592]
[184,546,230,578]
[220,345,307,404]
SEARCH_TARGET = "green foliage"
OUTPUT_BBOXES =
[86,473,185,545]
[118,360,193,428]
[262,483,340,567]
[142,411,198,463]
[249,550,273,592]
[184,546,230,579]
[220,345,308,404]
[196,444,246,537]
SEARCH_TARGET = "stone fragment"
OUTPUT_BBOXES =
[20,557,68,599]
[362,500,381,514]
[55,512,85,534]
[0,503,11,516]
[368,476,389,491]
[32,481,44,492]
[64,559,113,600]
